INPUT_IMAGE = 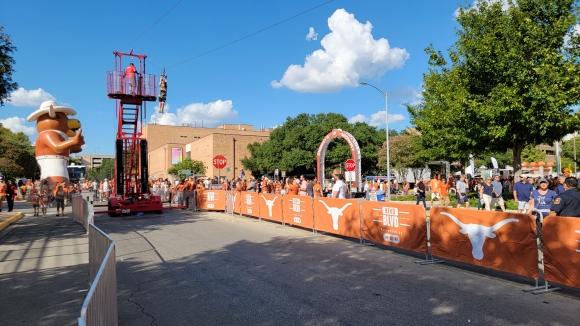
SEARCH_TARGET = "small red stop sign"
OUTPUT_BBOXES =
[213,155,227,169]
[345,159,356,171]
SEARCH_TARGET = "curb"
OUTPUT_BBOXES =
[0,212,24,232]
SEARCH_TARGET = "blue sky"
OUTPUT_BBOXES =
[1,0,469,155]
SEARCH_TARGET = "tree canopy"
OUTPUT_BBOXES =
[0,26,18,106]
[0,124,36,180]
[86,158,114,181]
[408,0,580,171]
[242,113,386,178]
[167,158,206,178]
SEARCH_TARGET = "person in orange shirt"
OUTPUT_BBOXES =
[261,177,268,193]
[439,177,450,207]
[275,181,282,194]
[288,179,299,195]
[429,175,441,207]
[312,178,323,198]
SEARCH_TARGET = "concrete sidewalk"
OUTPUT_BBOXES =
[0,201,88,326]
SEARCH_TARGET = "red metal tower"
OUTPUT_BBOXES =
[106,50,162,215]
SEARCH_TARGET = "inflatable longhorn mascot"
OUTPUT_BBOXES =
[27,100,84,190]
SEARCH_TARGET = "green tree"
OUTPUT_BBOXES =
[408,0,580,172]
[521,145,547,163]
[167,158,206,178]
[0,26,18,106]
[0,124,36,180]
[242,113,385,178]
[86,158,115,181]
[378,134,427,179]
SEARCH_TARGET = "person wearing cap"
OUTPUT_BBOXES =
[549,177,580,217]
[332,174,347,199]
[513,174,534,214]
[530,178,558,219]
[124,62,138,95]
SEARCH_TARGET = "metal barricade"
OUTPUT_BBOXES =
[78,224,118,326]
[72,196,94,234]
[225,191,233,214]
[184,190,197,211]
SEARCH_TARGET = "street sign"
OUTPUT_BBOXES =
[213,155,227,169]
[281,171,286,178]
[345,171,356,182]
[345,159,356,172]
[180,170,192,175]
[274,169,279,176]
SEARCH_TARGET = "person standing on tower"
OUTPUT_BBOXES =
[123,62,138,95]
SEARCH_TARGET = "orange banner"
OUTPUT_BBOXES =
[361,201,427,253]
[259,193,283,223]
[240,191,260,218]
[233,191,241,214]
[430,207,538,278]
[282,195,314,229]
[542,216,580,288]
[197,190,226,211]
[314,198,361,238]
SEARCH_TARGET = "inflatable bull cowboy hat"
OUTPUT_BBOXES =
[27,100,77,122]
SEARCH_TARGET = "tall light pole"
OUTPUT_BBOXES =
[360,82,390,201]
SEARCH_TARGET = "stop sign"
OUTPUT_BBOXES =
[213,155,227,169]
[345,159,356,171]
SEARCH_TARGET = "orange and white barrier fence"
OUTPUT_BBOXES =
[542,216,580,289]
[362,201,427,253]
[211,192,580,292]
[430,207,539,279]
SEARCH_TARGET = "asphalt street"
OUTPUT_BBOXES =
[95,209,580,326]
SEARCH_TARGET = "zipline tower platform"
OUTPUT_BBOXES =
[105,50,162,216]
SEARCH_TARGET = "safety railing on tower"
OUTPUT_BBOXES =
[106,71,156,100]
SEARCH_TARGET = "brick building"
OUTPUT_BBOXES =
[144,124,272,180]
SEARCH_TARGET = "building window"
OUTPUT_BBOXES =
[180,135,187,138]
[186,151,191,159]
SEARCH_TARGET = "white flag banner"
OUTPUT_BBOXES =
[491,157,499,169]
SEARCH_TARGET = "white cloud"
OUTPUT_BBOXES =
[8,87,56,107]
[348,114,368,124]
[348,112,405,127]
[306,27,318,41]
[0,116,36,136]
[272,9,410,93]
[454,0,512,18]
[149,100,238,127]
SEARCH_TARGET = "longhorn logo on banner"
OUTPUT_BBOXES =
[314,198,360,238]
[259,194,283,222]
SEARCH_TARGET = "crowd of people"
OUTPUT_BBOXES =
[146,173,356,203]
[0,178,85,217]
[411,173,580,217]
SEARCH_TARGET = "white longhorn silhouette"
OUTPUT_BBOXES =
[261,195,278,217]
[441,212,519,260]
[320,201,352,230]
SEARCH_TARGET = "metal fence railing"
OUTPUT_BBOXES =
[78,223,118,326]
[72,196,94,234]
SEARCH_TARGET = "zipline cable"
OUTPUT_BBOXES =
[123,0,183,50]
[166,0,334,69]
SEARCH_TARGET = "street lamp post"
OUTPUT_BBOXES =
[360,82,391,201]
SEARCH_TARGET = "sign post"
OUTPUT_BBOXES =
[345,159,356,197]
[213,155,227,182]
